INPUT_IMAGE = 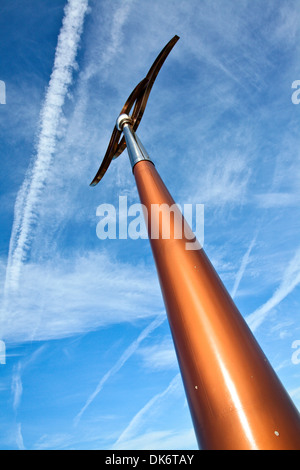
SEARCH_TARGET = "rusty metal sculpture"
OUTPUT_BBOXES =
[90,36,300,449]
[90,35,179,186]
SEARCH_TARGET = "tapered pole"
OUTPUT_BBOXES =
[117,114,300,450]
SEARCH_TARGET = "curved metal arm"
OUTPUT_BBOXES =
[90,35,180,186]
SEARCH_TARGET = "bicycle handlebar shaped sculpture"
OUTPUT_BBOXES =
[90,35,179,186]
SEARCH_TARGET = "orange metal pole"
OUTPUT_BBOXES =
[90,37,300,449]
[132,158,300,450]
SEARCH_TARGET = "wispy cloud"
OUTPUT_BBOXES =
[112,428,197,451]
[11,363,23,413]
[138,339,178,370]
[74,314,165,426]
[246,246,300,331]
[4,0,88,293]
[84,0,136,80]
[255,192,300,209]
[34,433,73,451]
[16,423,25,450]
[112,373,183,449]
[0,252,162,343]
[231,233,257,299]
[11,346,46,414]
[185,149,252,210]
[289,386,300,400]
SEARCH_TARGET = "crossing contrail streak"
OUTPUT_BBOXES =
[74,315,165,426]
[231,234,257,299]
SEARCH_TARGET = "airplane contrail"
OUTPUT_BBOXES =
[231,233,257,299]
[4,0,89,293]
[246,246,300,331]
[74,315,165,426]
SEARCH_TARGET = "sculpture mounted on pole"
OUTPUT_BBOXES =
[90,36,300,450]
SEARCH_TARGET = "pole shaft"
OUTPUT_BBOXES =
[131,158,300,450]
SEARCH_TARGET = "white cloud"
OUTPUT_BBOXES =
[255,193,300,209]
[113,373,184,449]
[4,0,89,293]
[231,234,257,299]
[10,345,46,418]
[275,2,300,42]
[138,340,178,371]
[185,150,251,210]
[74,314,165,426]
[1,251,163,343]
[16,423,25,450]
[11,363,22,412]
[111,428,197,451]
[246,247,300,331]
[289,386,300,399]
[34,433,74,451]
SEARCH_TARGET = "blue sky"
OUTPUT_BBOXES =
[0,0,300,450]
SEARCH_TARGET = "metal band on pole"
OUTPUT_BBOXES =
[116,114,153,171]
